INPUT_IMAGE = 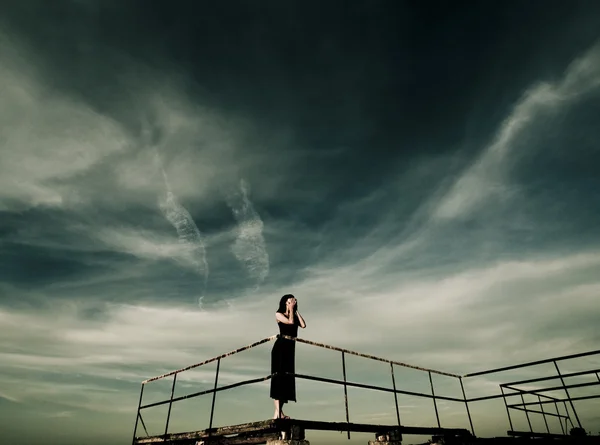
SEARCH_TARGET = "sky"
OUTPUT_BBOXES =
[1,1,600,444]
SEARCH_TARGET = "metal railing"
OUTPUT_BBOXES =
[131,334,474,444]
[462,349,600,437]
[132,337,600,444]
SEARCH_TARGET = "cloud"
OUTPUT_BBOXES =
[1,248,598,414]
[432,42,600,221]
[0,31,129,210]
[225,179,270,287]
[157,162,209,301]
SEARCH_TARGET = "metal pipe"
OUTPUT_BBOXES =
[164,373,178,436]
[555,401,565,435]
[209,359,221,431]
[538,395,549,433]
[143,336,276,383]
[501,368,600,387]
[510,406,568,418]
[520,394,532,432]
[390,363,402,429]
[341,352,350,439]
[138,413,149,437]
[140,375,273,410]
[463,349,600,378]
[131,383,145,445]
[428,372,440,428]
[459,377,475,436]
[294,373,463,402]
[563,401,574,431]
[554,361,582,428]
[503,385,560,401]
[500,385,514,433]
[291,336,460,378]
[503,380,598,398]
[506,392,600,407]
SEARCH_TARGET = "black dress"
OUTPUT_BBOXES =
[270,314,298,403]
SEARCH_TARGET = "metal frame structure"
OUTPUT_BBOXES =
[462,349,600,437]
[132,337,600,444]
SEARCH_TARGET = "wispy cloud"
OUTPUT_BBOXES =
[157,156,209,303]
[0,32,128,211]
[432,42,600,221]
[226,179,270,287]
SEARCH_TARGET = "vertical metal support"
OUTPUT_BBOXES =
[131,383,145,445]
[390,363,402,429]
[428,371,441,428]
[554,361,582,428]
[341,352,351,440]
[500,385,514,432]
[563,401,574,430]
[209,359,221,431]
[164,373,178,436]
[538,395,549,433]
[596,371,600,383]
[459,377,475,436]
[554,401,565,435]
[520,393,532,432]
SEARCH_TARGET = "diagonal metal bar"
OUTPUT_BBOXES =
[341,352,350,440]
[459,377,475,436]
[164,373,178,436]
[132,383,145,445]
[390,364,402,430]
[520,394,532,432]
[538,395,550,433]
[554,361,582,428]
[428,372,440,428]
[209,359,221,431]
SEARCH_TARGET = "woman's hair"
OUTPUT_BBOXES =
[277,294,298,313]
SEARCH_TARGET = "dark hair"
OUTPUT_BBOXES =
[277,294,298,313]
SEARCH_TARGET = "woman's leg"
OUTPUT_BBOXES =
[280,401,286,418]
[273,399,280,419]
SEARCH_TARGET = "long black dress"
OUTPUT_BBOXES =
[270,314,298,403]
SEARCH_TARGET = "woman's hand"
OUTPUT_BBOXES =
[286,299,295,313]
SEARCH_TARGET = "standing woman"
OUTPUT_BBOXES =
[270,294,306,419]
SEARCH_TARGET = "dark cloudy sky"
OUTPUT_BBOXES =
[1,1,600,444]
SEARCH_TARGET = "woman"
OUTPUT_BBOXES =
[270,294,306,419]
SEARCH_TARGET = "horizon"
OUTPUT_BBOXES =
[1,1,600,444]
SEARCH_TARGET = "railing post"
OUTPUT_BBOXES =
[131,383,145,445]
[563,400,574,430]
[459,377,475,436]
[538,395,549,433]
[209,358,221,431]
[341,351,350,440]
[428,371,440,428]
[554,401,565,435]
[554,360,582,428]
[164,373,178,436]
[390,363,402,429]
[520,393,532,432]
[500,385,513,433]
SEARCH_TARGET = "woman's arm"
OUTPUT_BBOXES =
[275,310,295,325]
[296,311,306,328]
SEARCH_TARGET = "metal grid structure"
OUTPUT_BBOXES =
[132,336,600,444]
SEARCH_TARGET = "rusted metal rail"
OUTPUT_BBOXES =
[132,335,600,444]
